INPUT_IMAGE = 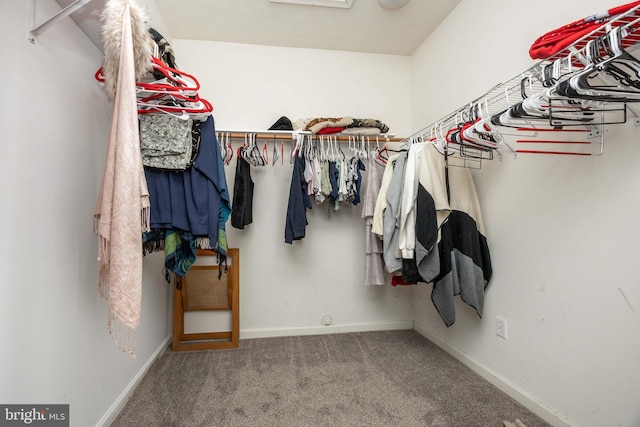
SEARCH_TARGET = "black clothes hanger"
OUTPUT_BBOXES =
[557,30,640,102]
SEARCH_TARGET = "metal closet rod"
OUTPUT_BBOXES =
[216,129,310,139]
[215,129,401,141]
[29,0,97,43]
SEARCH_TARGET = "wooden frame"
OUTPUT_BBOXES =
[172,248,239,351]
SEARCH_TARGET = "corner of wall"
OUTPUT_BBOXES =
[95,335,172,427]
[412,321,573,427]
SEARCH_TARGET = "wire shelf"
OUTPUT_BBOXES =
[409,3,640,165]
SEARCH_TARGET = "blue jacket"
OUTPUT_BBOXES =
[145,115,231,255]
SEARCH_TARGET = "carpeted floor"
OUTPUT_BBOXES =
[111,330,551,427]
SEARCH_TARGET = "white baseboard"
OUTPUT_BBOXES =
[241,320,413,339]
[412,321,573,427]
[95,335,171,427]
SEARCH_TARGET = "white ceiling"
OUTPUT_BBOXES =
[154,0,462,55]
[54,0,461,56]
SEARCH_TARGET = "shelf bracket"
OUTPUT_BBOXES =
[29,0,97,43]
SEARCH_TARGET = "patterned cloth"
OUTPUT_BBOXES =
[142,115,230,284]
[163,229,197,284]
[344,156,364,205]
[347,118,389,133]
[139,115,193,170]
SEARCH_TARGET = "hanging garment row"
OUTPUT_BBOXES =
[95,24,230,285]
[215,131,404,233]
[224,133,373,235]
[215,131,402,165]
[93,2,225,354]
[142,115,231,284]
[407,1,640,164]
[367,140,492,326]
[278,131,493,326]
[95,31,213,120]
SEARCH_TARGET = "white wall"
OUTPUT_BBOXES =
[0,1,171,426]
[10,1,638,426]
[172,39,414,337]
[174,40,412,134]
[411,1,640,427]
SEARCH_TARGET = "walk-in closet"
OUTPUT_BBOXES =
[2,0,640,426]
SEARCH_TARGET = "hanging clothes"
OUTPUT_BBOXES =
[163,229,197,279]
[371,153,401,237]
[344,156,364,205]
[396,143,492,326]
[362,151,385,286]
[353,157,365,206]
[404,144,450,284]
[328,160,340,205]
[337,156,348,202]
[430,165,492,327]
[231,155,254,229]
[304,157,315,197]
[143,115,231,278]
[284,155,312,244]
[319,159,331,202]
[94,0,152,356]
[368,139,492,325]
[312,156,323,204]
[382,152,408,276]
[188,116,231,257]
[398,145,420,282]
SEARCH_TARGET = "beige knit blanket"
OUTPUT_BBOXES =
[94,0,151,357]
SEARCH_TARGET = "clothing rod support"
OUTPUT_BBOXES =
[29,0,96,43]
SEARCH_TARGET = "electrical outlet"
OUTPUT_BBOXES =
[321,315,333,326]
[496,317,507,339]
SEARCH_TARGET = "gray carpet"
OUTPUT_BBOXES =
[111,330,551,427]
